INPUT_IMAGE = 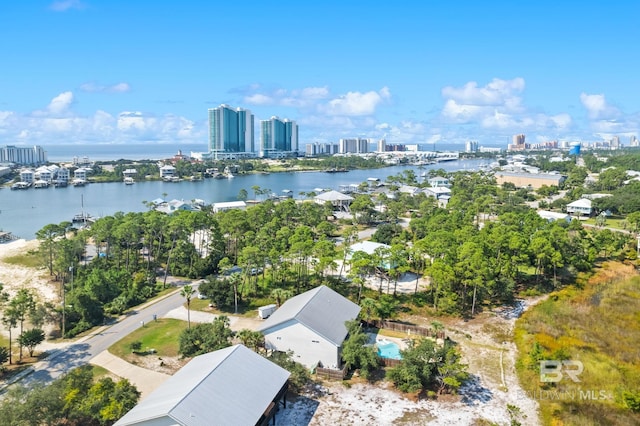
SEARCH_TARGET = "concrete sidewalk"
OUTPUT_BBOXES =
[91,351,170,399]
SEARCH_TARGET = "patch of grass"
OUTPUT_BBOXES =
[514,262,640,425]
[109,318,183,360]
[88,364,117,380]
[1,251,42,268]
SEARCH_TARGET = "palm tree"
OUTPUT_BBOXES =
[180,284,195,329]
[237,329,254,347]
[360,297,377,329]
[270,288,293,307]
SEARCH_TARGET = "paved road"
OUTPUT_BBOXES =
[4,280,201,391]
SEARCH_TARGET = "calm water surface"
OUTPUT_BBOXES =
[0,159,490,239]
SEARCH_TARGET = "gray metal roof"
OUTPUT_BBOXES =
[259,285,361,346]
[115,345,290,426]
[314,190,354,202]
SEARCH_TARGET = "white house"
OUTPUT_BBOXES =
[19,169,34,183]
[155,199,197,214]
[398,185,422,196]
[115,345,290,426]
[423,186,451,199]
[314,190,354,212]
[259,285,361,369]
[428,176,450,187]
[537,210,572,223]
[159,164,177,180]
[348,241,395,269]
[73,167,91,181]
[56,167,70,182]
[566,198,593,216]
[212,200,247,213]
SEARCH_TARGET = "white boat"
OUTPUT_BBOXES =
[124,177,135,185]
[226,173,235,179]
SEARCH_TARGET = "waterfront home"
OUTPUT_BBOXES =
[259,285,361,369]
[115,345,290,426]
[212,200,247,213]
[35,165,59,182]
[566,198,594,216]
[56,167,70,183]
[122,168,137,178]
[73,167,92,181]
[19,169,34,184]
[314,190,354,212]
[159,164,177,180]
[155,199,197,214]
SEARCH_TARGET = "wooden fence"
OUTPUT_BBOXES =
[367,320,446,340]
[316,365,348,380]
[377,357,402,367]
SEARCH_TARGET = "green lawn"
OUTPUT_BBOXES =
[1,251,42,268]
[109,318,184,359]
[583,215,630,231]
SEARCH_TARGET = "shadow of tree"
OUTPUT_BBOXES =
[459,375,493,406]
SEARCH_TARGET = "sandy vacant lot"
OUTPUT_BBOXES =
[0,239,56,302]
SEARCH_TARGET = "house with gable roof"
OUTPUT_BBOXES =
[259,285,361,369]
[115,344,290,426]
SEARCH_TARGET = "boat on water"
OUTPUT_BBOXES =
[54,180,68,188]
[72,195,95,224]
[11,182,30,190]
[33,179,50,188]
[72,179,87,187]
[323,168,349,173]
[124,177,135,185]
[226,173,235,179]
[0,231,19,243]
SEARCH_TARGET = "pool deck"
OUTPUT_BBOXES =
[367,331,410,350]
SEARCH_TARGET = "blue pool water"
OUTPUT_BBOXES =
[377,341,402,360]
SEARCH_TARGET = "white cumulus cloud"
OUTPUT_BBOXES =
[80,82,131,93]
[50,0,85,11]
[579,93,620,120]
[323,87,391,116]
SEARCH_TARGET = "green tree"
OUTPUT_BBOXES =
[179,316,235,357]
[9,289,36,360]
[17,328,45,357]
[180,284,196,329]
[341,320,379,379]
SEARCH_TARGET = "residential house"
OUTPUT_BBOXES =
[212,201,247,213]
[159,165,177,180]
[314,190,354,212]
[123,168,138,178]
[537,210,572,223]
[155,199,197,214]
[428,176,450,187]
[259,285,361,369]
[19,169,34,184]
[398,185,422,196]
[423,186,452,207]
[73,167,92,181]
[566,198,593,216]
[115,345,290,426]
[347,241,394,269]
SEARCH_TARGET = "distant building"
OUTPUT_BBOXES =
[428,176,450,187]
[465,141,478,153]
[339,138,369,154]
[508,134,528,151]
[377,138,386,152]
[630,135,638,147]
[260,116,298,158]
[494,171,565,189]
[537,210,572,223]
[566,198,593,216]
[208,104,255,160]
[212,201,247,213]
[314,190,354,211]
[19,169,35,183]
[0,145,47,165]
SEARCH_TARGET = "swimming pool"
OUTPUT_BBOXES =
[377,340,402,360]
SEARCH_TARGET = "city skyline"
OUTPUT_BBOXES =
[1,1,639,149]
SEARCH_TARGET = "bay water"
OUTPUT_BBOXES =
[0,159,491,239]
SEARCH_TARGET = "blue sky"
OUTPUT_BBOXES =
[1,1,639,149]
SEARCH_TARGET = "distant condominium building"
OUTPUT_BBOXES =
[630,135,639,147]
[305,142,338,156]
[339,138,369,154]
[208,105,255,160]
[260,116,298,158]
[377,138,386,152]
[0,145,47,165]
[507,134,528,151]
[465,141,478,153]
